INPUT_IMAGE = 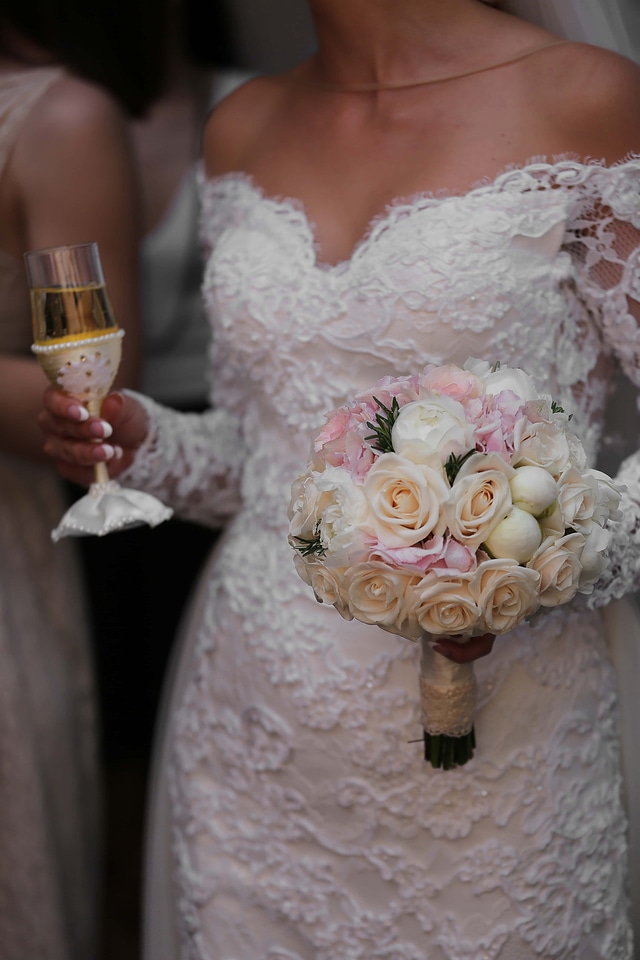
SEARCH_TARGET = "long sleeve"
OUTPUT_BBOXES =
[566,160,640,607]
[119,390,247,528]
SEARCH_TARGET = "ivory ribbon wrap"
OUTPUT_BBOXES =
[420,638,477,737]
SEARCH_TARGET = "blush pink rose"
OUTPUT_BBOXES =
[370,535,476,574]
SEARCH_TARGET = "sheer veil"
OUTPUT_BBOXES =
[506,0,640,943]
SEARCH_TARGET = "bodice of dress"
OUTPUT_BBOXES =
[124,156,640,607]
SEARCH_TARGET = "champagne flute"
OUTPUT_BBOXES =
[25,242,172,540]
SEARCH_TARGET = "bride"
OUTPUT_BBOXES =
[41,0,640,957]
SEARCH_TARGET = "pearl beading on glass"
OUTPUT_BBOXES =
[31,329,124,354]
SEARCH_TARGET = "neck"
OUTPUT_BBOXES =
[305,0,498,88]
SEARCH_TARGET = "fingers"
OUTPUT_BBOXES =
[432,633,495,663]
[39,387,147,463]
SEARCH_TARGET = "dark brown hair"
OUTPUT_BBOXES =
[0,0,168,115]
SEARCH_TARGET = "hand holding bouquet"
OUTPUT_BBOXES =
[288,360,622,768]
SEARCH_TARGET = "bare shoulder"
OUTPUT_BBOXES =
[20,73,125,142]
[528,42,640,162]
[13,74,129,182]
[202,75,287,177]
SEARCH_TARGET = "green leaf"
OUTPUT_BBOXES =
[445,449,476,485]
[292,524,326,558]
[365,395,401,454]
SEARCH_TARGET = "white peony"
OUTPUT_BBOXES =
[314,466,370,561]
[391,394,474,463]
[482,365,539,402]
[483,506,542,564]
[289,472,324,541]
[509,465,558,517]
[362,452,449,547]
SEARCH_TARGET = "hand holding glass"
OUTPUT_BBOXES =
[26,242,172,539]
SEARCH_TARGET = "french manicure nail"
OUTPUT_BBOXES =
[113,445,123,459]
[89,420,113,439]
[69,405,89,422]
[99,445,115,460]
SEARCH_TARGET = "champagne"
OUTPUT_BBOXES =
[30,283,117,344]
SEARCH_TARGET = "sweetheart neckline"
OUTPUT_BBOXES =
[198,153,640,273]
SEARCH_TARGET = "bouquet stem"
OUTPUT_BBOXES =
[420,638,477,769]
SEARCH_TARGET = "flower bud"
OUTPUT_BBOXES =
[509,465,558,517]
[483,506,542,564]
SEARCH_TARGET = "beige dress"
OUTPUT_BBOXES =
[0,67,99,960]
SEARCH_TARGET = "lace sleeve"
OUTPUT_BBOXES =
[118,390,246,528]
[568,161,640,606]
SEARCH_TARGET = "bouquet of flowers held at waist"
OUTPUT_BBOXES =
[288,359,622,769]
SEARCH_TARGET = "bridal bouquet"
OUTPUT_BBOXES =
[288,360,622,768]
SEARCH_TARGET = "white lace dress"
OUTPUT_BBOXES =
[128,158,640,960]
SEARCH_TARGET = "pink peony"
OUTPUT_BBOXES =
[420,365,484,402]
[466,391,523,458]
[314,407,353,453]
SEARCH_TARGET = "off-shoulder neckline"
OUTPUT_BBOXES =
[197,154,640,272]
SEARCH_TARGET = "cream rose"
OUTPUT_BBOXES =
[513,420,572,477]
[577,520,611,593]
[446,452,514,549]
[584,468,623,525]
[483,506,542,564]
[308,561,350,612]
[557,465,598,528]
[528,533,583,607]
[412,572,480,637]
[474,559,540,634]
[539,500,566,539]
[346,562,420,628]
[391,394,474,463]
[362,452,449,547]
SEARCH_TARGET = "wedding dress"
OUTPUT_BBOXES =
[128,155,640,959]
[0,66,99,959]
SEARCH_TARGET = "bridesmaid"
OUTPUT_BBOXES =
[0,0,160,955]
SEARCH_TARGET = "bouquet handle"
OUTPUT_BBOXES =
[420,637,477,769]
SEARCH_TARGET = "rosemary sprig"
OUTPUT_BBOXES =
[445,449,476,485]
[365,396,401,453]
[292,524,326,558]
[551,400,573,420]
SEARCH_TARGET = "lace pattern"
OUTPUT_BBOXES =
[120,389,246,528]
[131,157,640,958]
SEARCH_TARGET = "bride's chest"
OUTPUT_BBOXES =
[203,178,574,350]
[199,176,604,445]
